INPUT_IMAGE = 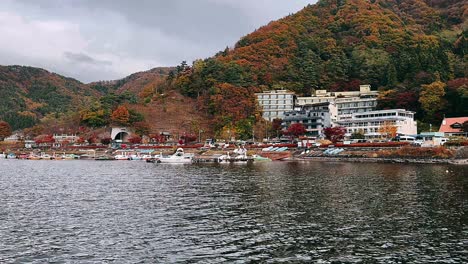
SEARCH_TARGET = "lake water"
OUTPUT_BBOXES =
[0,160,466,263]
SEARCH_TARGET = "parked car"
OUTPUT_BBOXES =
[394,136,415,142]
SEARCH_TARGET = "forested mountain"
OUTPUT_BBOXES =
[0,65,99,130]
[0,0,466,137]
[168,0,466,134]
[0,65,174,131]
[89,67,173,95]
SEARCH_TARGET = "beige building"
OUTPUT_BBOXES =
[296,85,378,121]
[255,90,297,121]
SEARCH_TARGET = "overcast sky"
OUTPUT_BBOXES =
[0,0,316,83]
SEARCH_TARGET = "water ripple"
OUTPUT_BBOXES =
[0,160,466,263]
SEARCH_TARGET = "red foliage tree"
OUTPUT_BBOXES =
[149,133,166,143]
[0,121,12,140]
[287,123,307,138]
[323,126,347,143]
[100,137,112,145]
[133,121,150,136]
[87,135,98,144]
[210,83,258,123]
[181,134,197,144]
[271,118,283,137]
[34,134,55,144]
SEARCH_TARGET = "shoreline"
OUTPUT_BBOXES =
[289,156,468,165]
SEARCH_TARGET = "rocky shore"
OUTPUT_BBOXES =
[290,146,468,165]
[292,156,467,165]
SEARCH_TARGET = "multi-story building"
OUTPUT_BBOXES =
[281,102,337,137]
[296,85,378,121]
[335,96,378,120]
[336,109,417,138]
[255,90,296,121]
[53,133,78,143]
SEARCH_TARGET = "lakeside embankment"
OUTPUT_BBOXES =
[1,143,467,165]
[292,156,468,165]
[290,146,468,165]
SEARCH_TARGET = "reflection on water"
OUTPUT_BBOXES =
[0,160,466,263]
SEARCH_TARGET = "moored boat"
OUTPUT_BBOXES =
[6,153,17,159]
[63,154,80,160]
[252,154,272,162]
[129,154,142,160]
[159,148,194,163]
[114,154,130,160]
[27,154,41,160]
[95,155,115,161]
[146,157,161,163]
[80,154,95,160]
[40,153,54,160]
[217,151,253,163]
[18,153,29,160]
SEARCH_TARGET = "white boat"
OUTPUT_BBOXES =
[129,154,142,160]
[217,152,231,163]
[217,151,252,163]
[114,154,130,160]
[252,154,272,162]
[159,148,194,163]
[63,154,80,160]
[40,153,54,160]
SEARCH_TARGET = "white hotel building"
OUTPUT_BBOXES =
[256,86,416,138]
[296,85,378,121]
[255,90,296,121]
[336,109,417,138]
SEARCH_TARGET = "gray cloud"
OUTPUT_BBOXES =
[0,0,316,82]
[63,52,112,66]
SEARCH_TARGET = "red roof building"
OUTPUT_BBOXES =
[438,117,468,137]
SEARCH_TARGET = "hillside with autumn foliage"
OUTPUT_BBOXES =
[0,65,100,130]
[167,0,466,135]
[89,67,173,96]
[0,65,186,135]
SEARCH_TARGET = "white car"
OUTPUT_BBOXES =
[412,140,424,146]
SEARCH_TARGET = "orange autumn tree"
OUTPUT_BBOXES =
[210,83,258,128]
[111,105,130,126]
[379,121,398,139]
